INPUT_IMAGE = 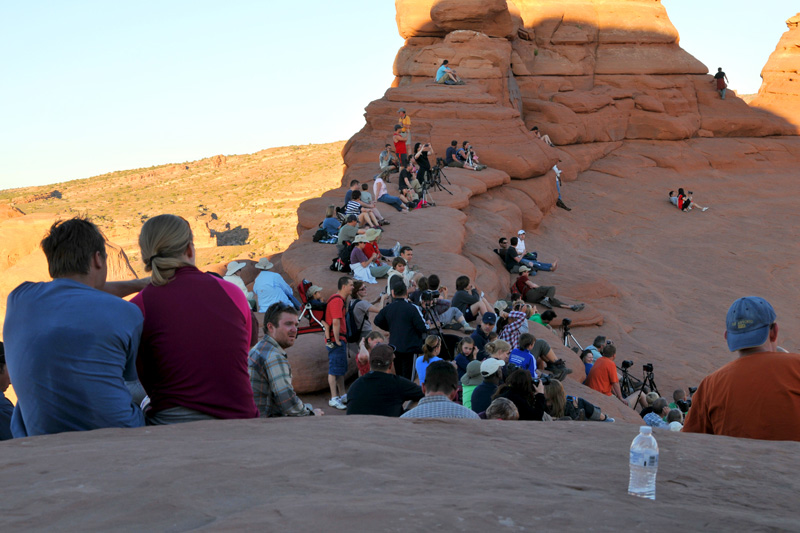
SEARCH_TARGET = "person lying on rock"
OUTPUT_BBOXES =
[373,173,410,213]
[435,59,465,85]
[249,303,323,417]
[379,143,399,175]
[3,218,152,437]
[346,343,423,417]
[544,379,614,422]
[513,267,584,312]
[451,275,495,323]
[531,126,555,147]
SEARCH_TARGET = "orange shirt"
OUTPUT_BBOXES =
[584,356,618,396]
[683,351,800,441]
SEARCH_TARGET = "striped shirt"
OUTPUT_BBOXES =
[400,395,480,419]
[248,335,313,417]
[345,200,362,216]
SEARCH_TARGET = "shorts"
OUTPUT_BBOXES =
[327,342,348,376]
[464,307,477,322]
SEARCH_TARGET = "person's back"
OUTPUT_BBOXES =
[470,381,497,414]
[508,348,535,375]
[133,267,258,420]
[346,371,423,417]
[5,279,144,437]
[684,351,800,440]
[400,361,479,419]
[253,270,294,312]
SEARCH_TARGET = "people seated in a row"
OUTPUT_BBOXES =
[445,140,487,171]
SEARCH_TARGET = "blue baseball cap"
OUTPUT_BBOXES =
[482,312,497,325]
[725,297,776,352]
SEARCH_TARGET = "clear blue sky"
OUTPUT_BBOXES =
[1,0,796,190]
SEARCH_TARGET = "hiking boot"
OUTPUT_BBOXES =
[539,297,552,309]
[556,199,572,211]
[570,303,585,312]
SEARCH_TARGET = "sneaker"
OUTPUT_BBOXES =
[702,207,709,212]
[340,394,348,405]
[464,325,476,333]
[379,219,390,226]
[539,297,553,309]
[602,416,616,423]
[328,397,346,410]
[392,242,402,256]
[570,303,585,312]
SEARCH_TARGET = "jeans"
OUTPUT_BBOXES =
[520,258,554,272]
[379,194,405,212]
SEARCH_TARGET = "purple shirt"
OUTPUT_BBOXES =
[350,246,369,265]
[132,266,258,420]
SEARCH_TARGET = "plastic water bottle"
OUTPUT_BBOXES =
[628,426,659,500]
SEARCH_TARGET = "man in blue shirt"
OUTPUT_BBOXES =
[508,333,538,379]
[435,60,465,85]
[3,217,147,437]
[445,140,464,168]
[253,257,301,312]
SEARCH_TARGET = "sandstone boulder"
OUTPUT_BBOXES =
[287,333,357,394]
[430,0,518,39]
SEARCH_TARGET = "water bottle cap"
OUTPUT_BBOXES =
[640,426,652,434]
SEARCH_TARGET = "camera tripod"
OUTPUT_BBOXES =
[634,369,659,408]
[561,324,583,354]
[422,302,450,355]
[420,166,453,205]
[619,366,639,397]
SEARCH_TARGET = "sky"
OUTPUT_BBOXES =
[1,0,796,191]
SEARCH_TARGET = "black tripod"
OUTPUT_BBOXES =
[420,165,453,205]
[619,366,639,397]
[561,323,583,354]
[422,302,450,354]
[634,369,659,408]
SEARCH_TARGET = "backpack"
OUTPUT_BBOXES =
[312,228,329,242]
[345,298,367,344]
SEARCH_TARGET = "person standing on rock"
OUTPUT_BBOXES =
[683,296,800,441]
[393,124,408,167]
[397,108,411,148]
[325,277,353,410]
[3,217,148,437]
[712,68,729,100]
[249,303,323,417]
[374,279,428,380]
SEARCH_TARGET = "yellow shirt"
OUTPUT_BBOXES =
[398,115,411,133]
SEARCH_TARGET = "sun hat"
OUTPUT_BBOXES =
[493,300,508,313]
[461,360,483,386]
[354,234,370,243]
[725,296,776,352]
[480,358,505,377]
[306,285,323,299]
[364,228,382,242]
[225,261,246,276]
[255,257,273,270]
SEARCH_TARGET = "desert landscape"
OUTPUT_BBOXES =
[1,0,800,529]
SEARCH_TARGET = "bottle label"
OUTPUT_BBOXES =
[630,451,658,467]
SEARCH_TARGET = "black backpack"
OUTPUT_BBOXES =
[312,228,328,242]
[345,299,367,344]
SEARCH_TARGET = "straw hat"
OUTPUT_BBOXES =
[226,261,246,276]
[255,257,274,270]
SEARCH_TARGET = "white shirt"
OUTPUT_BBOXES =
[515,238,526,256]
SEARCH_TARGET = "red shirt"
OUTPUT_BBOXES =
[325,294,347,341]
[364,242,382,265]
[131,266,258,419]
[515,274,530,298]
[584,356,618,396]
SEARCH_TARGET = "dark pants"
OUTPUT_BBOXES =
[399,153,408,167]
[394,350,416,380]
[524,286,565,307]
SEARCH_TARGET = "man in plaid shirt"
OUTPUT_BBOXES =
[498,306,527,350]
[249,303,324,417]
[401,361,479,420]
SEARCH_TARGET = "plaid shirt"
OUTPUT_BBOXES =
[400,395,480,419]
[499,311,526,350]
[248,336,313,417]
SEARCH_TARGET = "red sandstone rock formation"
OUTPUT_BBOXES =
[751,13,800,133]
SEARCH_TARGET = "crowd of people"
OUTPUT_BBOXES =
[1,62,795,443]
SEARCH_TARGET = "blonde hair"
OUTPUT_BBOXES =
[325,205,336,219]
[422,335,441,363]
[139,214,193,286]
[544,379,566,418]
[485,339,511,357]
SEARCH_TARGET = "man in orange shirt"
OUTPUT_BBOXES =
[584,345,646,409]
[683,297,800,441]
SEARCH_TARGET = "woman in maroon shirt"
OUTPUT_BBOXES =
[132,214,258,424]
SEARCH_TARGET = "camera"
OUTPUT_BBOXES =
[621,360,633,369]
[561,317,572,327]
[435,157,445,168]
[643,363,654,373]
[421,289,440,303]
[676,399,692,413]
[688,386,697,395]
[532,374,552,387]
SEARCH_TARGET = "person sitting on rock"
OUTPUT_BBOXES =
[393,124,409,166]
[643,398,671,429]
[249,303,324,417]
[470,312,496,361]
[425,274,474,333]
[454,337,477,380]
[401,361,479,419]
[471,358,506,414]
[461,141,487,171]
[544,379,614,422]
[667,409,684,431]
[452,275,494,324]
[445,140,463,168]
[336,214,365,251]
[253,257,301,312]
[508,333,540,378]
[322,205,341,236]
[530,309,557,327]
[435,59,465,85]
[498,304,527,350]
[379,144,399,175]
[676,188,709,212]
[485,397,520,421]
[531,126,555,147]
[399,161,421,201]
[514,230,558,272]
[514,267,584,312]
[385,257,410,299]
[492,368,547,421]
[350,234,381,284]
[345,189,381,229]
[506,237,557,274]
[374,173,410,213]
[224,261,255,309]
[460,359,482,410]
[355,330,385,377]
[346,344,424,417]
[585,344,647,410]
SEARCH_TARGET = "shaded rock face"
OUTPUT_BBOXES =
[751,13,800,132]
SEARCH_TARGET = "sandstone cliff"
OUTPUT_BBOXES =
[751,13,800,132]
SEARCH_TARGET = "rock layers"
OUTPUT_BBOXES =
[751,13,800,132]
